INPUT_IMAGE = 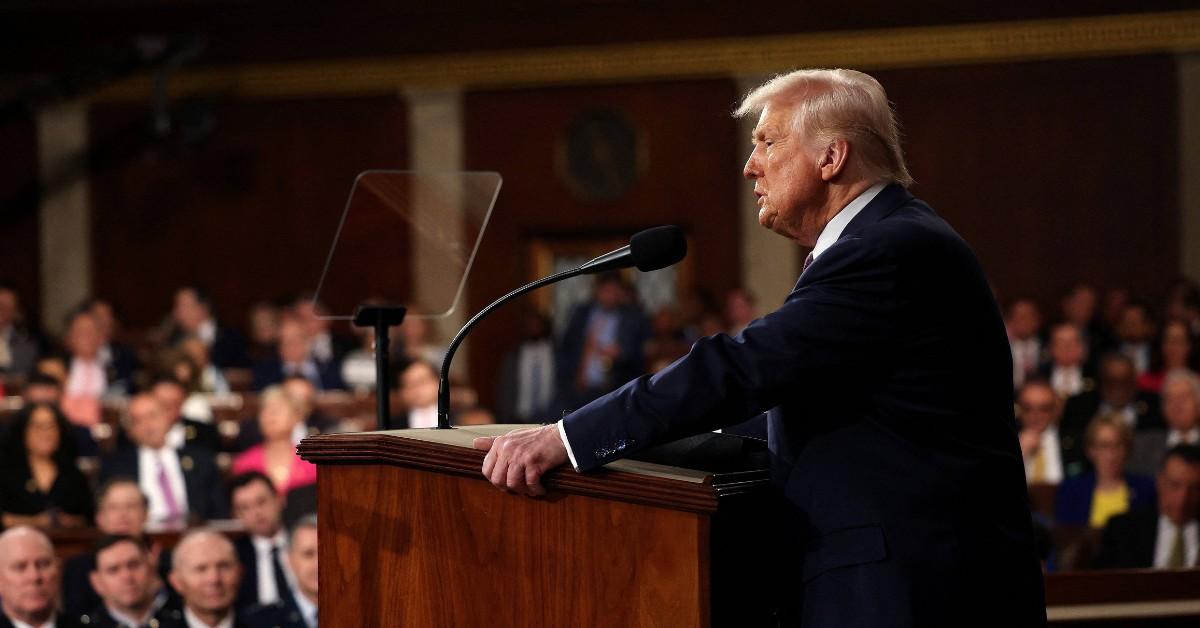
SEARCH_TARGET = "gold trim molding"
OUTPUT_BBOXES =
[92,10,1200,101]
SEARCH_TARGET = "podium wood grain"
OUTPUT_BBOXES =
[299,427,776,627]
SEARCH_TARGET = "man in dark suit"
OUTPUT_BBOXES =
[1061,353,1165,456]
[252,317,344,392]
[81,535,174,628]
[228,472,295,613]
[160,530,250,628]
[245,515,318,628]
[170,285,250,369]
[1095,444,1200,569]
[101,394,227,524]
[0,526,82,628]
[474,69,1045,627]
[555,272,649,411]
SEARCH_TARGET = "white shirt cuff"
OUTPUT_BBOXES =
[557,419,581,471]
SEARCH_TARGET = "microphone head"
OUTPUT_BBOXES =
[629,225,687,272]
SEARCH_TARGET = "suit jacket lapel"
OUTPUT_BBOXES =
[839,183,913,241]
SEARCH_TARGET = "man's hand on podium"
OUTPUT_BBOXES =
[473,425,569,497]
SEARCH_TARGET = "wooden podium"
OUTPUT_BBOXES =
[298,424,788,627]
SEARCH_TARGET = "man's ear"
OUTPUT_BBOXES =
[818,138,850,182]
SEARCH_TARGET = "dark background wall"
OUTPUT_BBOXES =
[0,119,40,325]
[87,96,408,330]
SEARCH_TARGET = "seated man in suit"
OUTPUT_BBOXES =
[252,317,343,392]
[1130,370,1200,477]
[1095,444,1200,569]
[1115,302,1156,376]
[1017,379,1074,483]
[84,535,172,627]
[246,515,318,628]
[63,479,157,619]
[399,360,440,429]
[1062,352,1164,443]
[229,472,294,613]
[170,286,249,370]
[161,530,247,628]
[101,393,227,525]
[0,284,41,382]
[60,308,109,427]
[1006,298,1043,390]
[1039,323,1095,399]
[0,526,77,628]
[151,377,221,453]
[84,299,140,396]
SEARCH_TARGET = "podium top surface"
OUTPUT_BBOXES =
[298,424,771,514]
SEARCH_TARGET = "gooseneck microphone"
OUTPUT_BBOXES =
[436,225,687,428]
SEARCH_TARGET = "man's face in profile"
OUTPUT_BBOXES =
[1157,456,1200,526]
[744,103,827,246]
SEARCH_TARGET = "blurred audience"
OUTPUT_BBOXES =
[399,361,440,429]
[62,479,158,621]
[1139,320,1196,393]
[231,388,316,495]
[170,286,249,369]
[0,526,66,628]
[23,374,63,405]
[455,405,496,427]
[0,284,41,383]
[84,298,140,396]
[163,530,243,628]
[1039,323,1094,399]
[293,296,353,379]
[1060,282,1116,362]
[252,317,343,392]
[1017,380,1071,484]
[495,311,556,424]
[1006,298,1043,389]
[1095,444,1200,569]
[557,273,648,410]
[0,402,92,529]
[179,335,231,396]
[1055,415,1155,528]
[1062,353,1163,439]
[246,514,317,628]
[247,301,283,364]
[61,310,109,428]
[723,288,757,337]
[1116,302,1156,375]
[643,307,691,374]
[1130,370,1200,477]
[101,394,227,525]
[83,535,171,627]
[229,472,294,613]
[151,377,220,452]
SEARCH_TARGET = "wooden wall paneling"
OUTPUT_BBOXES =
[873,55,1179,315]
[463,79,741,408]
[0,118,42,328]
[87,96,408,333]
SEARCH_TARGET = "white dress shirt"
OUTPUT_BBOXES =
[66,357,107,397]
[293,588,318,628]
[408,405,439,429]
[1167,428,1200,447]
[1009,338,1041,388]
[197,319,217,346]
[558,183,887,469]
[1153,516,1199,568]
[252,530,292,605]
[1022,425,1063,484]
[184,606,234,628]
[8,614,55,628]
[138,446,189,524]
[1050,365,1084,398]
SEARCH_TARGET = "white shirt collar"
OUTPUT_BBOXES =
[252,530,288,552]
[810,183,886,261]
[184,606,234,628]
[1168,428,1200,447]
[293,588,318,628]
[197,319,217,346]
[1155,515,1199,568]
[8,614,55,628]
[106,603,153,627]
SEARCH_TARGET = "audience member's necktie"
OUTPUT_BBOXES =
[158,455,181,523]
[1030,447,1046,483]
[1168,526,1185,568]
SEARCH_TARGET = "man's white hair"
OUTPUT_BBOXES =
[735,68,913,187]
[1164,368,1200,405]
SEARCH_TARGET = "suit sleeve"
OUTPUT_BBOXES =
[562,237,900,471]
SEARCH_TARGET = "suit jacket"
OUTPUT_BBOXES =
[0,612,82,628]
[62,546,175,621]
[1061,390,1165,435]
[233,536,296,613]
[562,184,1046,627]
[0,325,41,377]
[1093,507,1159,569]
[1053,471,1156,527]
[100,444,228,521]
[114,418,221,456]
[556,302,649,409]
[154,608,252,628]
[170,323,249,370]
[1128,429,1172,478]
[244,596,312,628]
[251,358,345,392]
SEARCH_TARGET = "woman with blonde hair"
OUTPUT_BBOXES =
[230,386,316,494]
[1054,414,1155,528]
